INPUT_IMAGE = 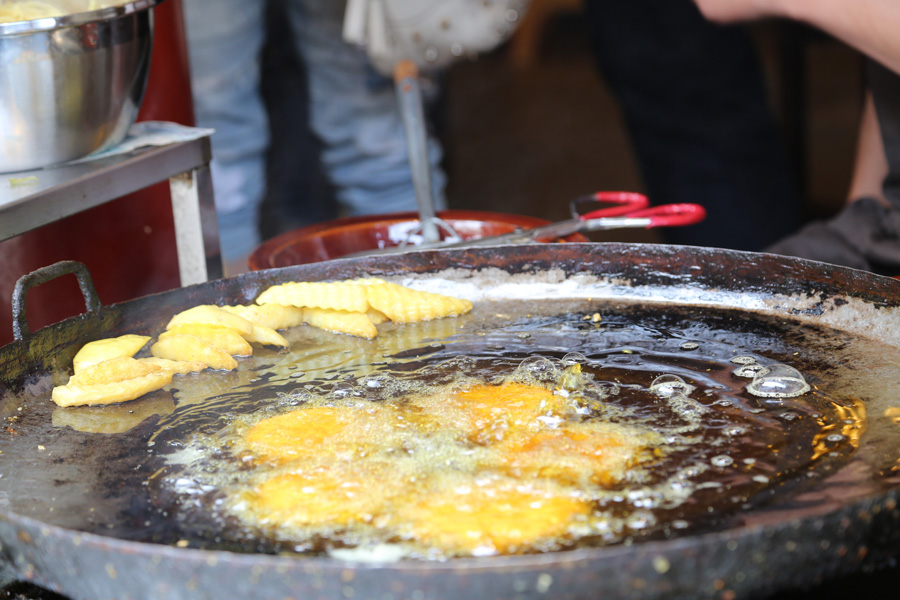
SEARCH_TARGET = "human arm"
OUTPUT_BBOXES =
[693,0,900,75]
[847,89,889,206]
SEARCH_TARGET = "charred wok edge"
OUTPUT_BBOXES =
[1,243,899,600]
[2,489,899,600]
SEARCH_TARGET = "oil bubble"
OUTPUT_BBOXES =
[747,364,810,399]
[626,511,657,530]
[825,434,846,443]
[277,389,312,406]
[561,352,588,367]
[677,463,708,479]
[513,356,560,384]
[731,356,758,365]
[558,371,586,394]
[650,374,696,398]
[329,382,363,399]
[711,455,734,467]
[590,381,620,398]
[361,374,390,389]
[449,356,478,370]
[680,342,699,351]
[733,363,765,379]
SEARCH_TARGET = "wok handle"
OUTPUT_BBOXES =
[12,261,101,341]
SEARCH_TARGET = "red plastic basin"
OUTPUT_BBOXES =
[249,210,586,270]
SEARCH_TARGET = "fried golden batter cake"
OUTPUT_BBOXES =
[241,465,391,529]
[226,378,664,556]
[400,480,591,556]
[491,422,663,487]
[415,381,577,444]
[241,404,402,465]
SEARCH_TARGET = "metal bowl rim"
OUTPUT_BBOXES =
[0,0,164,36]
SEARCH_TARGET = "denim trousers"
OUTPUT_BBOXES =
[182,0,447,261]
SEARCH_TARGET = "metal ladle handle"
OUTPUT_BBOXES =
[395,60,440,244]
[11,260,101,341]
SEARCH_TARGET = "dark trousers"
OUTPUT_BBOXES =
[585,0,804,250]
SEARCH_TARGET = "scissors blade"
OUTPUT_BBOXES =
[438,219,586,248]
[344,219,585,258]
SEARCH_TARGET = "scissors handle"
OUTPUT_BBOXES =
[570,191,650,218]
[581,202,707,228]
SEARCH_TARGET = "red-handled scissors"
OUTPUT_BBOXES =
[351,191,706,256]
[438,191,706,248]
[568,191,706,231]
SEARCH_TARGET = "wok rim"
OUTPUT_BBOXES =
[2,242,900,599]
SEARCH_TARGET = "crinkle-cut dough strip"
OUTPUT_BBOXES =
[72,334,151,373]
[242,323,289,347]
[151,333,238,371]
[302,307,377,339]
[138,357,208,375]
[366,308,389,325]
[162,325,253,356]
[69,356,160,386]
[256,281,370,313]
[52,370,173,407]
[221,304,306,331]
[166,305,255,336]
[366,282,473,323]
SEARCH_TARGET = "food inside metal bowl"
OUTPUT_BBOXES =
[0,0,164,172]
[0,1,127,23]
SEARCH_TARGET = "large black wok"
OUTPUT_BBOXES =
[1,243,900,600]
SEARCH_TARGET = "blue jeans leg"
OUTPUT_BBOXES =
[182,0,267,261]
[285,0,448,216]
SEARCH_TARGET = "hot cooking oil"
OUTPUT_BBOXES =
[142,300,867,559]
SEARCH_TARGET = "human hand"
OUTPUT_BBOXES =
[692,0,787,23]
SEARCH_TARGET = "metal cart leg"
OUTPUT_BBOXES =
[169,165,222,285]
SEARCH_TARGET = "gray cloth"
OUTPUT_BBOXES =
[766,196,900,275]
[765,60,900,276]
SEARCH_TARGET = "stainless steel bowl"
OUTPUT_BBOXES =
[0,0,165,173]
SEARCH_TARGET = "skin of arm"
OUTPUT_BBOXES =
[693,0,900,75]
[847,89,889,206]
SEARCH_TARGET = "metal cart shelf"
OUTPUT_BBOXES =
[0,135,221,285]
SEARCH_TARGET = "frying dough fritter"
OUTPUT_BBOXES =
[402,482,591,555]
[493,423,662,487]
[228,380,664,556]
[241,404,402,465]
[244,466,388,528]
[418,382,576,444]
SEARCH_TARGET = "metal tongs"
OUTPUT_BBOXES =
[353,191,706,257]
[394,60,456,245]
